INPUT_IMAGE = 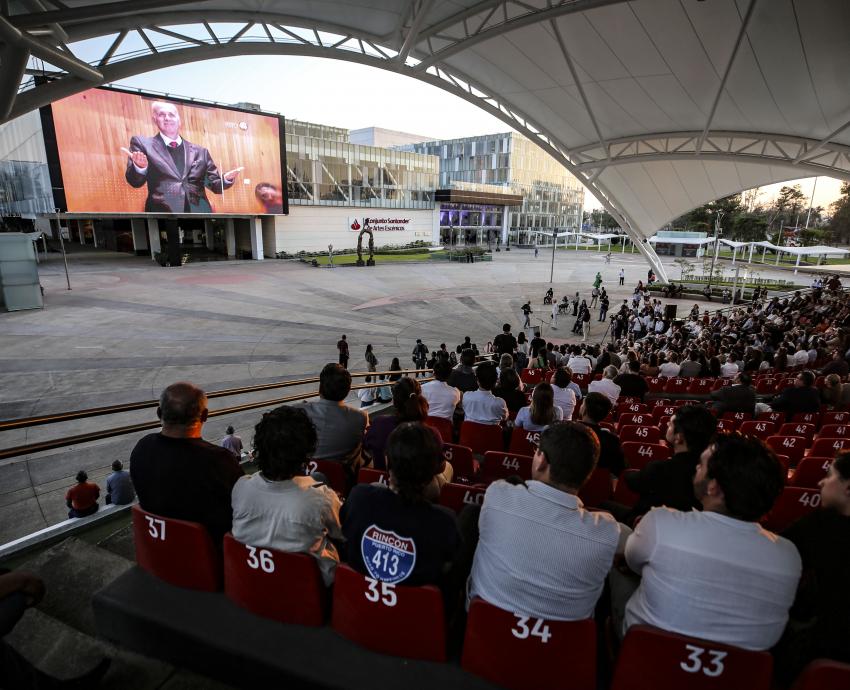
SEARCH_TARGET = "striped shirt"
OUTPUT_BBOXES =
[468,480,627,620]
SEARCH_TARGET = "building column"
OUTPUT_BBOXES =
[204,220,215,250]
[225,219,236,258]
[147,219,161,259]
[250,217,264,261]
[432,204,441,245]
[501,206,510,246]
[131,218,148,255]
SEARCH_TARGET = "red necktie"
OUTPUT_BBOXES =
[168,141,177,148]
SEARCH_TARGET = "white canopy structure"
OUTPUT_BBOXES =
[648,236,714,246]
[2,0,850,281]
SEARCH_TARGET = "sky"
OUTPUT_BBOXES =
[112,54,845,214]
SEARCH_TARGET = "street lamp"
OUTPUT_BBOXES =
[706,210,724,294]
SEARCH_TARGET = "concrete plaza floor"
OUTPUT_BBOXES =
[0,243,814,543]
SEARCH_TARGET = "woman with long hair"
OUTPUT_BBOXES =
[363,377,429,471]
[514,382,562,431]
[365,344,377,372]
[493,368,527,416]
[388,357,402,382]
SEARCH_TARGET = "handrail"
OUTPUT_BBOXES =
[0,377,433,462]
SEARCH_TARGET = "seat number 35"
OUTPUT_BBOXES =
[680,644,727,676]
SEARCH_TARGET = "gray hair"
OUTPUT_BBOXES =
[604,365,618,379]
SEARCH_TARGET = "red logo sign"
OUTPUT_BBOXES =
[350,219,361,230]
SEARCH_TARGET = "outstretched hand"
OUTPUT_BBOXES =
[224,166,244,183]
[120,147,147,170]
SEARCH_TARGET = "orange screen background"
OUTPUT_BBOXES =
[50,89,283,215]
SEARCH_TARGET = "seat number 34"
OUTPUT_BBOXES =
[511,615,551,643]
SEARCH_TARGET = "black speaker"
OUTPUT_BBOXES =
[664,304,677,320]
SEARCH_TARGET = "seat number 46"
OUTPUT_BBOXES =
[511,615,551,643]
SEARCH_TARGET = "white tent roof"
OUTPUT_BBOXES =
[648,236,714,246]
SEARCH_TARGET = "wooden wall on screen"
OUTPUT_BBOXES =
[50,89,282,215]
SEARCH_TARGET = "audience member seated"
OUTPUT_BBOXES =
[820,350,849,377]
[468,422,629,620]
[720,355,740,377]
[231,405,342,586]
[550,367,578,420]
[658,352,680,377]
[678,350,703,378]
[614,360,650,401]
[820,373,845,407]
[612,434,800,651]
[757,370,820,417]
[357,376,377,408]
[302,364,369,470]
[579,392,625,477]
[493,323,517,357]
[462,362,508,425]
[420,360,461,421]
[493,368,528,417]
[587,365,621,405]
[65,470,100,519]
[710,372,756,415]
[566,347,592,375]
[130,382,243,543]
[341,422,459,588]
[105,460,135,506]
[514,382,563,432]
[777,452,850,681]
[606,404,716,525]
[448,348,479,393]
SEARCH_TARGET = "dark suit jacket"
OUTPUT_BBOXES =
[710,383,756,415]
[769,386,821,417]
[125,134,233,212]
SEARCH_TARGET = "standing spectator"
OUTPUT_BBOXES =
[412,339,428,376]
[590,285,600,308]
[521,301,533,329]
[494,323,518,358]
[581,305,592,342]
[588,365,621,405]
[619,268,625,286]
[220,425,243,458]
[65,470,100,519]
[365,344,378,372]
[514,382,563,431]
[448,348,478,393]
[593,272,603,289]
[130,382,243,543]
[105,460,135,506]
[599,290,610,321]
[421,360,461,421]
[462,362,508,425]
[337,334,349,369]
[231,405,343,586]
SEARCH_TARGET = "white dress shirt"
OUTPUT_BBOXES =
[659,362,680,377]
[514,405,563,431]
[421,380,461,420]
[624,507,801,651]
[469,481,627,620]
[588,378,622,405]
[793,349,810,366]
[567,356,591,374]
[720,361,739,377]
[462,389,508,425]
[552,385,577,419]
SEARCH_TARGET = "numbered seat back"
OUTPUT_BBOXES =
[424,415,454,443]
[755,378,778,395]
[778,422,815,443]
[610,625,773,690]
[761,487,822,532]
[622,442,672,470]
[687,379,715,395]
[817,424,850,439]
[712,378,733,391]
[306,459,347,495]
[790,457,832,489]
[460,421,504,455]
[578,467,613,508]
[357,467,389,486]
[822,410,850,426]
[438,482,486,513]
[508,427,540,456]
[663,378,690,394]
[715,418,737,434]
[808,436,850,458]
[520,369,545,385]
[330,564,446,661]
[223,534,327,626]
[737,420,776,440]
[616,402,649,417]
[791,412,820,427]
[619,425,661,444]
[618,412,652,429]
[722,411,753,423]
[791,659,850,690]
[653,405,677,423]
[612,470,641,508]
[647,377,667,393]
[462,598,596,690]
[131,504,221,591]
[765,436,807,465]
[571,373,591,388]
[482,451,534,483]
[442,443,476,480]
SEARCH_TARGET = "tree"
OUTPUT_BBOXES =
[590,208,619,230]
[829,183,850,245]
[768,184,806,240]
[673,258,694,280]
[731,212,769,242]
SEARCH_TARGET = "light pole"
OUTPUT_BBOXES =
[706,210,724,294]
[55,208,71,290]
[549,228,558,284]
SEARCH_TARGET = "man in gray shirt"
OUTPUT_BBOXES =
[220,425,243,458]
[105,460,135,505]
[303,363,369,469]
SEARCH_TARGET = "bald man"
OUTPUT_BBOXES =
[130,382,243,543]
[123,101,243,212]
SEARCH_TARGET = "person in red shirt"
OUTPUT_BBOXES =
[65,470,100,518]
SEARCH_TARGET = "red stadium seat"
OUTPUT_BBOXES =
[808,436,850,457]
[687,379,714,395]
[520,368,544,385]
[722,411,753,423]
[619,425,662,444]
[622,442,672,470]
[765,436,807,465]
[482,451,533,483]
[778,423,816,444]
[761,487,822,532]
[712,378,733,391]
[652,405,678,423]
[305,459,347,495]
[663,378,690,394]
[777,378,796,392]
[424,415,454,443]
[331,564,446,661]
[755,378,779,395]
[822,410,850,426]
[610,625,773,690]
[508,427,540,456]
[132,504,221,592]
[462,598,596,690]
[791,659,850,690]
[578,468,613,507]
[618,412,653,429]
[616,402,649,417]
[599,421,617,433]
[647,377,667,393]
[791,412,820,426]
[612,470,641,507]
[715,418,738,434]
[223,534,327,626]
[357,467,389,486]
[442,443,477,480]
[572,373,591,387]
[651,398,672,407]
[460,421,504,455]
[738,420,776,441]
[817,423,850,439]
[438,482,486,513]
[757,410,785,424]
[789,457,832,489]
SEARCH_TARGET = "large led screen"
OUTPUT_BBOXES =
[47,88,285,215]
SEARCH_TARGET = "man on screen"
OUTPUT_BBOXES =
[254,182,284,214]
[122,101,244,213]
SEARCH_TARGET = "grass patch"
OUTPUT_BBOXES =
[314,252,440,265]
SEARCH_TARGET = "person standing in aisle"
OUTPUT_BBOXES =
[337,335,350,369]
[619,268,625,286]
[521,301,533,329]
[365,344,378,373]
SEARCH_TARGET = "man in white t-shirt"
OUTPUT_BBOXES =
[462,362,508,425]
[658,353,680,377]
[567,348,592,375]
[792,346,810,367]
[720,355,739,377]
[613,434,801,651]
[420,360,461,420]
[587,366,621,405]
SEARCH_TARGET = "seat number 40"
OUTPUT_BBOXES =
[511,615,551,643]
[680,644,727,676]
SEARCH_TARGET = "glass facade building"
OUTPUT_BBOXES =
[285,120,439,209]
[411,132,585,244]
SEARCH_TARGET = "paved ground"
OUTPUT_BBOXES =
[0,243,812,543]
